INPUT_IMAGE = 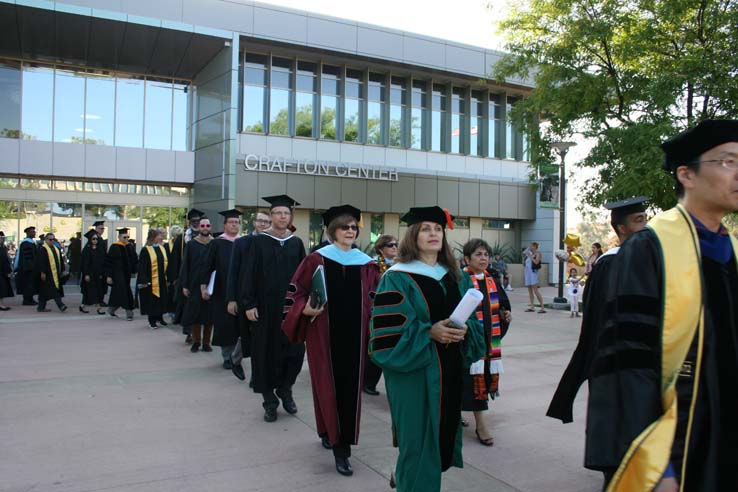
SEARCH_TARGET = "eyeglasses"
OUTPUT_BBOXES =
[200,224,212,228]
[339,225,359,231]
[91,238,98,241]
[694,157,738,170]
[384,243,398,248]
[255,219,271,224]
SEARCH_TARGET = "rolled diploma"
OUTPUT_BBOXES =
[449,288,484,328]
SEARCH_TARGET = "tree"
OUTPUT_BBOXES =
[495,0,738,211]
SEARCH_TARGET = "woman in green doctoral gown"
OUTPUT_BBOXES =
[369,206,484,492]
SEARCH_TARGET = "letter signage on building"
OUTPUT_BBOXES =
[237,154,399,182]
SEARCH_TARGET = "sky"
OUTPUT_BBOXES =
[258,0,592,229]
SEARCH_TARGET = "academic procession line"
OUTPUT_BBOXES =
[0,120,736,491]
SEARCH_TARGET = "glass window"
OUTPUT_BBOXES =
[295,61,316,138]
[370,213,384,241]
[482,219,514,230]
[389,76,407,147]
[451,87,466,154]
[431,84,447,152]
[20,179,51,190]
[22,64,54,141]
[54,68,86,144]
[239,207,256,233]
[172,207,187,226]
[309,210,324,251]
[320,65,340,140]
[522,129,530,161]
[505,97,515,159]
[115,75,145,147]
[367,72,385,145]
[344,68,363,142]
[84,204,123,221]
[269,57,292,136]
[243,53,267,134]
[488,93,502,158]
[452,217,469,229]
[0,60,21,139]
[470,90,484,157]
[144,79,173,150]
[51,202,82,241]
[0,178,19,188]
[172,82,190,151]
[124,205,141,220]
[85,72,115,145]
[0,201,19,246]
[142,206,169,228]
[410,80,427,150]
[21,202,52,235]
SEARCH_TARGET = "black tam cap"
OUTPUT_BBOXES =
[218,209,243,220]
[322,205,361,227]
[262,195,300,209]
[605,196,649,224]
[116,227,129,234]
[661,119,738,171]
[92,220,105,227]
[400,206,455,229]
[24,226,35,233]
[187,209,204,220]
[84,230,97,240]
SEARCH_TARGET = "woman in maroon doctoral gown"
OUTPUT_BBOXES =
[282,205,379,477]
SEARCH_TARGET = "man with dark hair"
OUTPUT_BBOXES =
[584,120,738,492]
[92,221,109,305]
[36,233,68,313]
[238,195,306,422]
[105,228,136,321]
[180,216,213,353]
[14,226,38,305]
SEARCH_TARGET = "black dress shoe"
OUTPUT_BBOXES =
[263,407,277,422]
[158,319,168,326]
[185,334,192,344]
[321,436,333,450]
[363,386,380,396]
[190,342,200,353]
[97,309,105,315]
[335,457,353,476]
[59,304,68,312]
[202,345,213,352]
[231,363,246,381]
[79,306,89,313]
[0,306,10,311]
[222,359,233,370]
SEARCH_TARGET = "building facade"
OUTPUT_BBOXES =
[0,0,561,282]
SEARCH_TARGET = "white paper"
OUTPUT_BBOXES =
[470,359,504,375]
[449,288,484,328]
[207,271,216,296]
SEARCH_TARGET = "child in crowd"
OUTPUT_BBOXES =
[567,268,581,318]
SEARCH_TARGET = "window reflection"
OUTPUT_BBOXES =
[470,91,484,157]
[243,53,267,133]
[21,202,52,235]
[0,60,21,139]
[451,87,465,154]
[389,76,407,147]
[295,61,316,138]
[320,65,340,140]
[85,72,115,145]
[172,83,190,151]
[410,80,427,150]
[270,57,292,136]
[431,84,447,152]
[344,68,363,142]
[51,202,82,241]
[0,178,19,188]
[22,64,54,141]
[0,201,19,245]
[488,94,502,158]
[84,204,123,220]
[367,73,385,145]
[116,75,145,147]
[145,79,173,150]
[54,68,86,144]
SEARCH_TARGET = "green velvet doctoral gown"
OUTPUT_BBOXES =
[369,261,485,492]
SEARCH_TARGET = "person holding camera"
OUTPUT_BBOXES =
[523,242,545,313]
[282,205,379,477]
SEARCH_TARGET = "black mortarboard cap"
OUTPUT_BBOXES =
[322,205,361,227]
[84,230,97,240]
[24,226,35,233]
[116,227,129,234]
[262,194,300,209]
[187,209,204,220]
[605,196,649,223]
[92,220,105,227]
[661,119,738,171]
[218,208,243,220]
[400,206,455,229]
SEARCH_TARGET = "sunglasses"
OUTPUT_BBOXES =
[385,243,398,248]
[200,224,212,228]
[339,225,359,231]
[91,238,98,241]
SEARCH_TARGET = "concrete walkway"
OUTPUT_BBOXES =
[0,286,601,492]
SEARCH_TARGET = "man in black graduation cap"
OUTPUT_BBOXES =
[104,228,136,320]
[91,220,109,305]
[583,120,738,492]
[172,209,203,333]
[200,209,242,369]
[14,226,38,305]
[236,195,306,422]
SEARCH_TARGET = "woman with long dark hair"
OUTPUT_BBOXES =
[80,230,106,314]
[585,242,603,276]
[369,206,484,492]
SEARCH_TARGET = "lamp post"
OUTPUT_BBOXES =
[549,141,576,304]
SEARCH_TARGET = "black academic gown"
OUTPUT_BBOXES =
[227,234,255,357]
[137,246,174,317]
[180,238,213,326]
[80,244,106,305]
[0,244,13,298]
[36,245,64,301]
[238,233,306,394]
[165,237,183,313]
[201,236,239,348]
[15,239,37,299]
[587,229,738,490]
[104,242,134,309]
[547,252,616,423]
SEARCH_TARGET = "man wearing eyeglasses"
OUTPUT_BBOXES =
[35,233,68,313]
[104,228,136,320]
[587,120,738,492]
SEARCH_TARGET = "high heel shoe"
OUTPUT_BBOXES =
[79,306,89,313]
[97,309,105,315]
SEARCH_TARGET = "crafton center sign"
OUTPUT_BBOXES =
[237,154,399,182]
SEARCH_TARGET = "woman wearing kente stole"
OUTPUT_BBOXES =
[460,239,512,447]
[369,206,484,492]
[137,228,175,329]
[282,205,379,477]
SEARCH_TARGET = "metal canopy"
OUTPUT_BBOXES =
[0,3,227,79]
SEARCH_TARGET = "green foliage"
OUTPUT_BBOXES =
[495,0,738,211]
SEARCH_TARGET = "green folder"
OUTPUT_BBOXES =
[311,265,328,306]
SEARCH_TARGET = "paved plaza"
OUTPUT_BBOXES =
[0,287,602,492]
